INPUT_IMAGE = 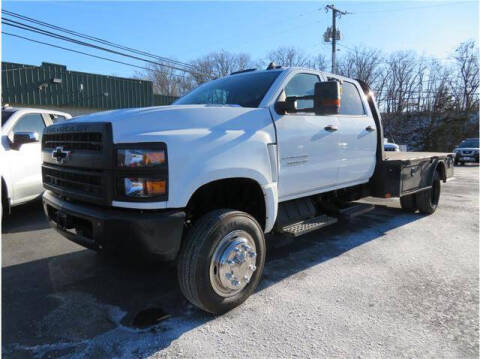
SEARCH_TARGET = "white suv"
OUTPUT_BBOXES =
[1,106,72,214]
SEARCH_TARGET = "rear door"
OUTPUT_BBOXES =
[335,80,377,186]
[272,72,340,201]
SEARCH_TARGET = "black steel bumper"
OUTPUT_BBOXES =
[43,190,185,261]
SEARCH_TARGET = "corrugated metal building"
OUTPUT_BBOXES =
[1,62,176,116]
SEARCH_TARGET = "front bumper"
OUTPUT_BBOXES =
[455,153,479,163]
[43,190,185,261]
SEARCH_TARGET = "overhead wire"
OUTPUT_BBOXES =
[2,17,203,76]
[2,9,196,71]
[1,31,190,80]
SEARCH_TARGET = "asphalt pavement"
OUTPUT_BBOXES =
[2,165,479,358]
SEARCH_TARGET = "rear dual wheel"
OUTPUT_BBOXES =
[416,171,441,214]
[400,194,417,212]
[400,171,441,215]
[177,209,266,314]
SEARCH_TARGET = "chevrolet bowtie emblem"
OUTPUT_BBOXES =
[52,146,71,164]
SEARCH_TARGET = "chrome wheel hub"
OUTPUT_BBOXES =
[209,230,257,297]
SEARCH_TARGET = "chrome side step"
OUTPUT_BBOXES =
[280,214,338,237]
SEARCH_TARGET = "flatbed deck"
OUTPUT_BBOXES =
[384,152,453,162]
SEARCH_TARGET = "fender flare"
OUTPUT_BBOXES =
[184,176,278,234]
[433,160,447,183]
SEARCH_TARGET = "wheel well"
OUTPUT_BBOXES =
[1,177,9,213]
[186,178,266,230]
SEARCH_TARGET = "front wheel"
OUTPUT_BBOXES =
[177,209,266,314]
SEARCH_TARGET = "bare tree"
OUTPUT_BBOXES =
[418,59,453,113]
[337,47,384,84]
[136,64,194,97]
[266,47,312,67]
[451,40,479,112]
[381,51,422,113]
[336,47,386,108]
[189,50,254,85]
[311,54,328,71]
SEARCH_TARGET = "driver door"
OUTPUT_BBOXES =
[272,72,340,201]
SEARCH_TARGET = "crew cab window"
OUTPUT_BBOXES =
[339,82,366,115]
[11,113,46,140]
[285,73,320,111]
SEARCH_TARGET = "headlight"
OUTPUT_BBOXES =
[117,149,165,167]
[115,144,168,201]
[123,177,166,197]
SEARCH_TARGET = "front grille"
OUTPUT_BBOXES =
[43,166,103,198]
[462,150,473,155]
[42,132,103,152]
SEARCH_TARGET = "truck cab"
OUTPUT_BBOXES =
[41,66,453,314]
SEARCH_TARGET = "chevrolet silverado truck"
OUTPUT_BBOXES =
[41,66,454,314]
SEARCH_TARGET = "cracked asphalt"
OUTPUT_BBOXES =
[2,165,479,358]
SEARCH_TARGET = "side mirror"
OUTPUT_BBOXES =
[12,131,39,149]
[314,81,341,115]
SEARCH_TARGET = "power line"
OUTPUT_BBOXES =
[1,31,190,80]
[2,17,204,76]
[352,1,473,14]
[2,9,196,71]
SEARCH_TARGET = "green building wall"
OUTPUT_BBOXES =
[1,62,176,114]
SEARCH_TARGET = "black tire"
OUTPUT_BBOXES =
[400,193,417,212]
[1,181,8,220]
[416,171,441,214]
[177,209,266,314]
[460,162,465,166]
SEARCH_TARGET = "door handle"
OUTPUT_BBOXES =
[365,125,376,132]
[324,125,338,132]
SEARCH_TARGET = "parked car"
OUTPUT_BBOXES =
[1,106,72,215]
[453,138,479,165]
[384,142,400,152]
[41,66,454,314]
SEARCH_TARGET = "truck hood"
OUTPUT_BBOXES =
[69,104,272,143]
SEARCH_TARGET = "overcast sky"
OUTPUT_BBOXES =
[2,1,478,77]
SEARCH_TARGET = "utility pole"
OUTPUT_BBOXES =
[324,4,348,73]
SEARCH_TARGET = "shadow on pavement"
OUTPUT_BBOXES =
[2,201,426,358]
[2,199,50,234]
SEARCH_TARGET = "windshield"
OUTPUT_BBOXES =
[2,110,15,126]
[458,139,479,148]
[175,71,281,108]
